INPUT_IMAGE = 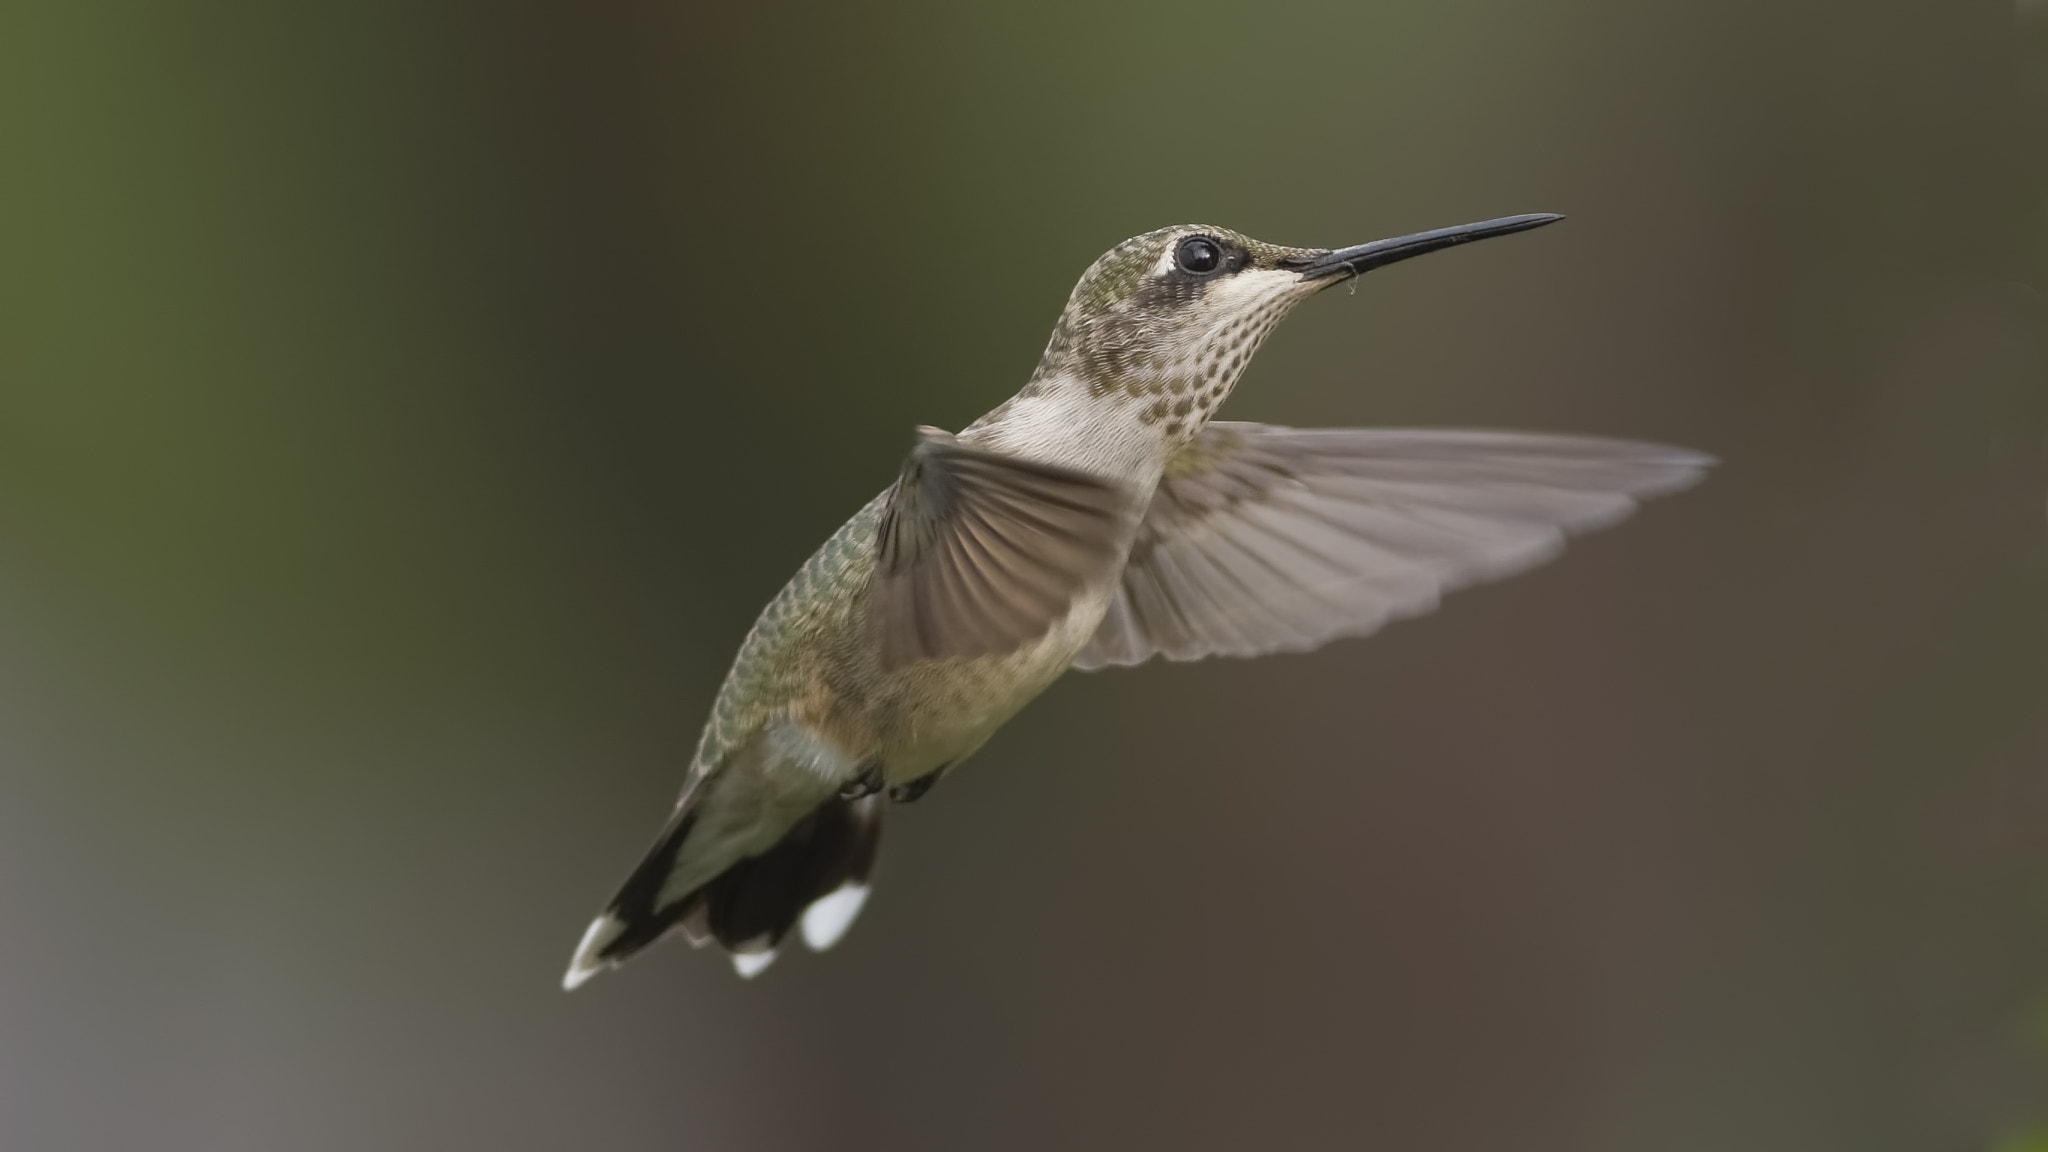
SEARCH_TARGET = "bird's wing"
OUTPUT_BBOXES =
[1075,421,1712,669]
[869,426,1136,670]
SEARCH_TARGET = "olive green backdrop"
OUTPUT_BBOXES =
[3,1,2046,1149]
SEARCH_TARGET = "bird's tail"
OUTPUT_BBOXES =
[563,781,882,988]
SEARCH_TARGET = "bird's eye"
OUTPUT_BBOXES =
[1175,236,1222,275]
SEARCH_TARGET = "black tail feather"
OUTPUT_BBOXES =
[588,794,883,973]
[704,795,881,953]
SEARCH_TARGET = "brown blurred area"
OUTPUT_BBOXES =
[3,1,2045,1149]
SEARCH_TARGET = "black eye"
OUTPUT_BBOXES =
[1175,236,1221,274]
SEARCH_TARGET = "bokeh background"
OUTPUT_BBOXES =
[5,0,2047,1149]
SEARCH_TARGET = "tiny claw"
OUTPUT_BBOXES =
[886,766,946,804]
[839,763,885,801]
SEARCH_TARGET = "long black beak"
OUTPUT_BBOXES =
[1281,213,1563,284]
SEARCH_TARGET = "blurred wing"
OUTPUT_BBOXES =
[870,427,1134,670]
[1076,421,1712,669]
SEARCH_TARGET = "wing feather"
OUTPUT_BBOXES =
[870,427,1136,669]
[1074,422,1711,669]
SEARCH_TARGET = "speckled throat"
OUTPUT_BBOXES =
[960,225,1325,483]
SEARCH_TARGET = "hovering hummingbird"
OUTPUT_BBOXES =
[563,213,1710,988]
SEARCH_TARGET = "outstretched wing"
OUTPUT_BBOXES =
[869,427,1136,670]
[1076,422,1712,669]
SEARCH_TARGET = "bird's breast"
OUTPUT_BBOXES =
[851,574,1123,784]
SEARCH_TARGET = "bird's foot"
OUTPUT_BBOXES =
[838,763,886,801]
[887,766,947,804]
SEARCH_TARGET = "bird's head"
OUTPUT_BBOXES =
[1018,214,1561,443]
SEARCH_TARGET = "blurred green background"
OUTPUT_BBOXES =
[4,0,2047,1149]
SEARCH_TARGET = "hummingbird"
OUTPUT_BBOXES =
[562,213,1711,988]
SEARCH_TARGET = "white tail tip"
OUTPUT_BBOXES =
[562,914,624,991]
[799,884,870,952]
